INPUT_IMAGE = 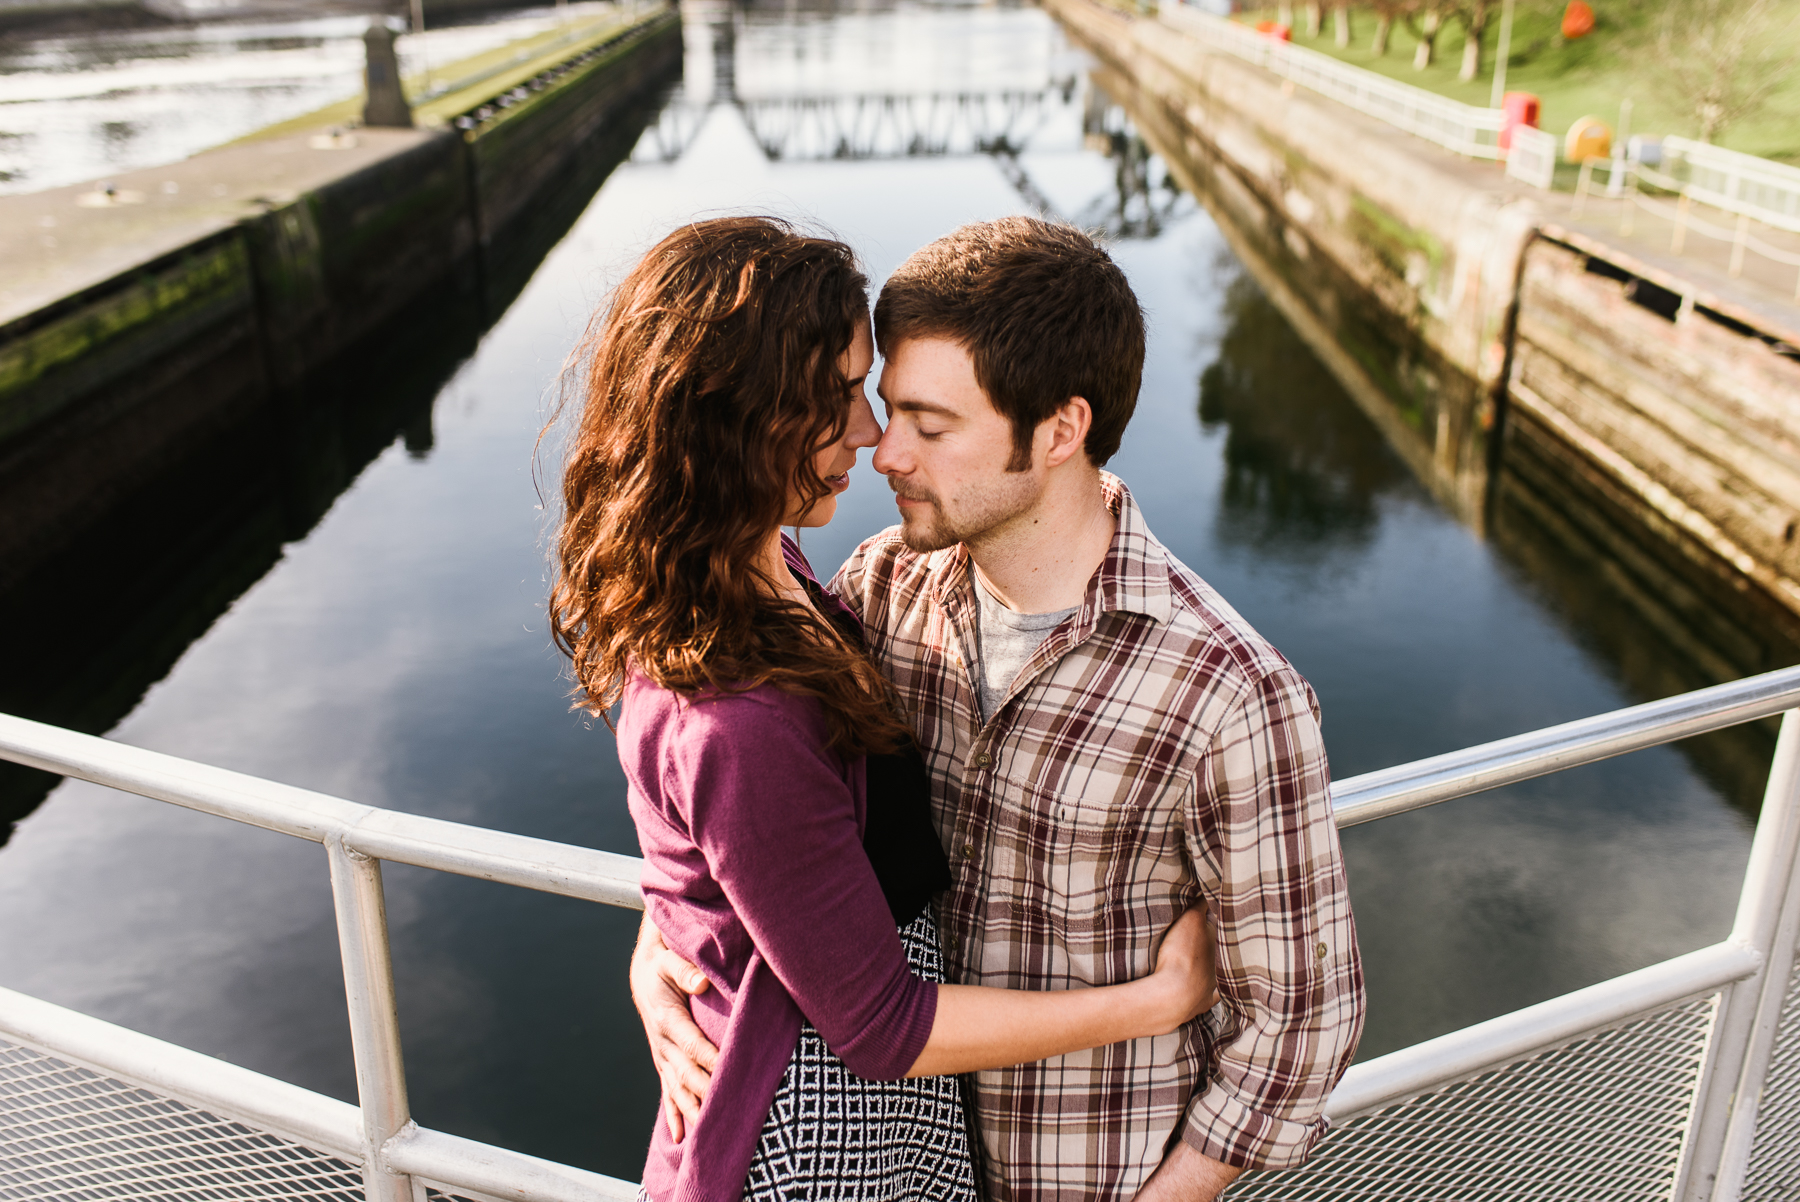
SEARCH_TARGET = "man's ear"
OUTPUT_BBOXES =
[1041,396,1093,470]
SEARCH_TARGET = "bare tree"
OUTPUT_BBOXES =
[1407,0,1446,68]
[1453,0,1499,81]
[1305,0,1323,36]
[1334,0,1351,45]
[1367,0,1412,55]
[1656,0,1800,142]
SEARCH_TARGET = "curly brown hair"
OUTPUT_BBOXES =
[549,216,907,757]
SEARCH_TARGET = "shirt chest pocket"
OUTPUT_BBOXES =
[988,777,1148,939]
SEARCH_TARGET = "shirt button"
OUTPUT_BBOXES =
[963,843,975,858]
[1316,942,1329,960]
[974,752,992,767]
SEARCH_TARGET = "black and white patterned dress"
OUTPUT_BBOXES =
[740,909,979,1202]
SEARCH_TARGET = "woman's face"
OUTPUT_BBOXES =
[789,315,881,529]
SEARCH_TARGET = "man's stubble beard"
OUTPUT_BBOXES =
[893,470,1043,554]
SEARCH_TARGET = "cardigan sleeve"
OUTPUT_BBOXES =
[666,690,938,1080]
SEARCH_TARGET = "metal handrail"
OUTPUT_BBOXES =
[0,983,639,1202]
[0,713,644,908]
[4,662,1800,1200]
[1324,940,1761,1120]
[8,665,1800,876]
[1330,663,1800,825]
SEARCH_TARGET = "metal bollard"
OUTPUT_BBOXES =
[363,23,413,129]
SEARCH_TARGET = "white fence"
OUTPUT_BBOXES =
[1656,137,1800,237]
[1504,124,1557,190]
[4,662,1800,1200]
[1159,3,1505,161]
[1618,136,1800,295]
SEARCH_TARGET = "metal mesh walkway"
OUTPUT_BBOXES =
[0,1040,363,1201]
[1743,953,1800,1202]
[1225,994,1718,1202]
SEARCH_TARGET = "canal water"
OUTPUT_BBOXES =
[0,2,619,195]
[0,0,1776,1182]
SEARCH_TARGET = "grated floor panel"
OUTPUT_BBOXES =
[0,1040,362,1201]
[1225,995,1718,1202]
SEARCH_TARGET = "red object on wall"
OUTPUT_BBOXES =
[1562,1,1595,39]
[1499,91,1540,151]
[1254,19,1293,40]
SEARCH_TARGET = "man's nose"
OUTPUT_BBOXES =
[871,424,906,476]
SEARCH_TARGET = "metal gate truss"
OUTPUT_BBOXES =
[5,663,1800,1201]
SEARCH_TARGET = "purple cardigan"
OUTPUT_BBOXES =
[618,542,939,1202]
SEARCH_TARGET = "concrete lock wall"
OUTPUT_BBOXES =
[1047,0,1800,653]
[0,7,680,592]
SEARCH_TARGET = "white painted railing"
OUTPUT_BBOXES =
[1504,124,1557,190]
[1617,137,1800,295]
[4,663,1800,1199]
[1159,2,1505,161]
[1655,137,1800,237]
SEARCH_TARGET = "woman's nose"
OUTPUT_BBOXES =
[847,397,881,449]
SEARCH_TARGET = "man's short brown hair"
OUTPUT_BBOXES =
[873,217,1145,469]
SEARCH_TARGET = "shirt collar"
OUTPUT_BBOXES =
[926,472,1173,627]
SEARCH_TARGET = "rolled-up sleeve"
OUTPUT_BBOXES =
[1179,667,1365,1170]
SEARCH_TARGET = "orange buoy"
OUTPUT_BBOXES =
[1562,1,1595,39]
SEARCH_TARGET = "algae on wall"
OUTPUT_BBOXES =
[0,236,254,444]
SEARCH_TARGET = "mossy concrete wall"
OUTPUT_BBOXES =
[1503,234,1800,660]
[1052,0,1800,643]
[0,7,679,590]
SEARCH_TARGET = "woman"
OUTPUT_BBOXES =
[550,216,1213,1202]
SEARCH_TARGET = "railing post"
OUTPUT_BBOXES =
[329,837,415,1202]
[1674,709,1800,1202]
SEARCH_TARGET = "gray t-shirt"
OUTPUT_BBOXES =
[972,568,1077,723]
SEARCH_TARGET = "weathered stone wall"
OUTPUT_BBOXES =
[1050,0,1800,645]
[1049,0,1534,525]
[1504,235,1800,656]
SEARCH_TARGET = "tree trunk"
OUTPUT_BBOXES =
[1459,14,1486,80]
[1372,13,1391,54]
[1305,1,1322,36]
[1699,102,1722,143]
[1278,2,1294,28]
[1335,3,1350,46]
[1413,10,1440,69]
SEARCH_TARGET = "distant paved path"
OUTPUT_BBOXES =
[0,129,434,329]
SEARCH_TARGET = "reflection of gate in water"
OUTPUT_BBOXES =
[628,84,1190,244]
[630,88,1070,165]
[4,663,1800,1200]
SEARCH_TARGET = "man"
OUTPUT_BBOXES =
[633,217,1364,1201]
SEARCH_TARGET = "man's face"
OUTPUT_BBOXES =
[871,336,1042,552]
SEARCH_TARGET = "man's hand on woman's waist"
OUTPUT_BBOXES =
[629,912,720,1143]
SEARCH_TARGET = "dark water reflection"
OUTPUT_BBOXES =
[1199,270,1408,554]
[0,0,1780,1181]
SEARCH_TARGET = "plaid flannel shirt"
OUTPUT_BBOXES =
[831,474,1365,1201]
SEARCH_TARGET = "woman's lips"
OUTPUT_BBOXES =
[826,471,850,492]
